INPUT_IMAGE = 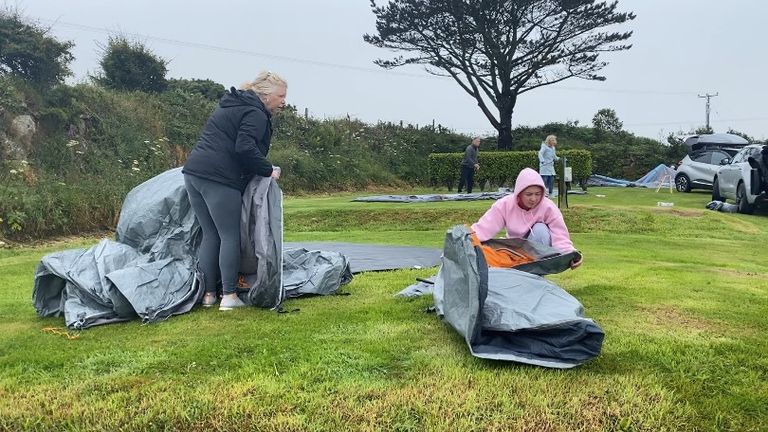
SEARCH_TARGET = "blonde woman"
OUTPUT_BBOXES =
[183,71,287,310]
[538,134,559,196]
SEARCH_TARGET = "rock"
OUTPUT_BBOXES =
[3,114,37,161]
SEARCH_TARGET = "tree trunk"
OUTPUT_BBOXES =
[497,123,513,150]
[496,98,514,150]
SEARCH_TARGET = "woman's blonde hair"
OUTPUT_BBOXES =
[240,71,287,99]
[545,134,557,145]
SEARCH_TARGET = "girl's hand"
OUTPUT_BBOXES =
[570,254,583,269]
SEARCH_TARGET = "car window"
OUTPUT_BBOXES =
[731,149,749,164]
[710,151,729,165]
[692,152,711,163]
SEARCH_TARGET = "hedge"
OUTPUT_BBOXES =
[428,149,592,190]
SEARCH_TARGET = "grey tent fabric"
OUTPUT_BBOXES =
[586,174,634,187]
[432,225,603,368]
[706,200,739,213]
[34,168,199,328]
[282,248,353,298]
[352,191,511,203]
[239,176,284,308]
[33,168,352,329]
[397,276,436,298]
[33,241,140,328]
[284,242,441,273]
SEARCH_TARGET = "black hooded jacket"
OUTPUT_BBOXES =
[183,87,274,191]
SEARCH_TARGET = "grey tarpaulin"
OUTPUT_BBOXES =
[238,175,284,308]
[284,242,441,273]
[431,225,603,368]
[705,200,739,213]
[282,248,353,298]
[33,168,351,329]
[33,168,200,329]
[352,191,511,203]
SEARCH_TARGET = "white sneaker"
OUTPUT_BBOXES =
[219,295,247,311]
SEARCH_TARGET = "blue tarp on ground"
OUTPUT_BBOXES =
[587,164,677,188]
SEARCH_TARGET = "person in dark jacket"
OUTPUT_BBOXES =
[457,137,481,193]
[182,71,287,310]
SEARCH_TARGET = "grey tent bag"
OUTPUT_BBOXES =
[433,225,604,368]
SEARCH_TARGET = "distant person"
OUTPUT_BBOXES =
[457,137,481,193]
[538,134,559,196]
[471,168,582,269]
[183,71,287,310]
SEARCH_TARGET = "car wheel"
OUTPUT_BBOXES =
[675,174,691,192]
[736,182,754,214]
[711,177,725,201]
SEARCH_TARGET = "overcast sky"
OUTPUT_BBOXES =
[10,0,768,141]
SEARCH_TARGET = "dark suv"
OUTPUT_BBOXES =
[675,147,742,192]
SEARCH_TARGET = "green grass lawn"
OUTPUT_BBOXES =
[1,187,766,431]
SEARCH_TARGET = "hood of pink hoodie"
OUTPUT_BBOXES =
[511,168,546,206]
[471,168,575,252]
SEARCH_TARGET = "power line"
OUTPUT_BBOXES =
[38,18,432,79]
[41,17,701,97]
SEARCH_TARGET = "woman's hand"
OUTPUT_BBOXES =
[271,166,281,179]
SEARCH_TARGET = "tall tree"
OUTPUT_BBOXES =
[592,107,623,140]
[97,36,168,93]
[0,9,74,88]
[365,0,635,149]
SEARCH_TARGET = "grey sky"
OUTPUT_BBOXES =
[11,0,768,141]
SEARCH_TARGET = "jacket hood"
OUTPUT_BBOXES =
[513,168,546,204]
[220,87,270,116]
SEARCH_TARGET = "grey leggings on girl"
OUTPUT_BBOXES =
[184,174,242,295]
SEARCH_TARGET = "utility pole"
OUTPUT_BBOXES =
[698,92,718,131]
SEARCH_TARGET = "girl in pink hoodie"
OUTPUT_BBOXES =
[471,168,582,269]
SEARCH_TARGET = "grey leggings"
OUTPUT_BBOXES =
[184,174,241,295]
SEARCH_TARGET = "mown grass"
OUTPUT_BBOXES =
[1,187,766,431]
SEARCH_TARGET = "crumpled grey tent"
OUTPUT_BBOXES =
[430,225,604,368]
[33,168,351,329]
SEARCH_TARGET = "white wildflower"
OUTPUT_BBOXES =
[132,167,141,172]
[9,169,17,174]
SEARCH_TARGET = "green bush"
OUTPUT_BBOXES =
[428,149,592,191]
[0,170,130,238]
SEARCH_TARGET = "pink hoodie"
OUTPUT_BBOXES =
[471,168,575,252]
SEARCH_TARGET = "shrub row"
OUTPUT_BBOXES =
[428,149,592,190]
